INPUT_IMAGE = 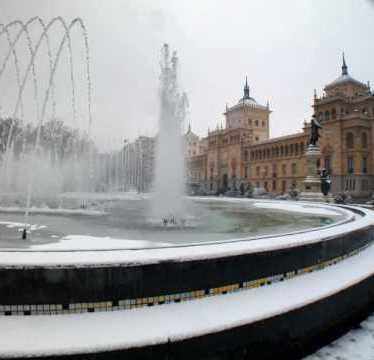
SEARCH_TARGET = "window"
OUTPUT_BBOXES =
[282,180,287,193]
[295,143,299,155]
[362,132,368,148]
[332,108,336,119]
[255,136,259,142]
[244,166,248,178]
[272,163,277,177]
[244,150,249,161]
[282,164,287,176]
[291,163,297,175]
[285,145,289,156]
[255,120,259,127]
[248,119,252,126]
[324,157,332,174]
[256,166,260,177]
[362,157,368,173]
[325,111,330,120]
[346,132,354,149]
[264,166,268,177]
[262,121,265,127]
[347,157,354,174]
[272,180,277,191]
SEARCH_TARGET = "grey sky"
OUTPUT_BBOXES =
[0,0,373,150]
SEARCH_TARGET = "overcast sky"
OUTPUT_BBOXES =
[0,0,373,150]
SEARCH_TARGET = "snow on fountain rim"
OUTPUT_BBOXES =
[0,199,370,268]
[0,207,107,216]
[1,239,374,357]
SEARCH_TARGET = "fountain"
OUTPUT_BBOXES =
[1,18,374,360]
[0,17,94,238]
[151,44,188,223]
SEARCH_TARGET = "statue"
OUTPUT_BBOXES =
[320,169,331,196]
[310,115,322,146]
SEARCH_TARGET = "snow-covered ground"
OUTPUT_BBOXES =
[1,238,374,358]
[305,314,374,359]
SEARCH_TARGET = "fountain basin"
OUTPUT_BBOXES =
[1,199,374,359]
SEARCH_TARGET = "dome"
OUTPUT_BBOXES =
[325,53,367,90]
[238,96,257,105]
[325,73,366,89]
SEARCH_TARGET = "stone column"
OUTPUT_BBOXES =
[299,145,326,202]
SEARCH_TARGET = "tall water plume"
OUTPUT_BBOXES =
[151,44,188,219]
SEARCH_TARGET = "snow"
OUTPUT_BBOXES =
[0,221,46,231]
[61,191,150,201]
[30,236,170,251]
[0,207,106,216]
[1,240,374,358]
[252,202,342,216]
[305,314,374,359]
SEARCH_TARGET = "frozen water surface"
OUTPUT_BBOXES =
[0,197,346,250]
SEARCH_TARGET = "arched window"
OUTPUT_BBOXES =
[324,156,332,174]
[290,144,294,154]
[346,132,354,149]
[362,132,368,148]
[280,146,284,156]
[325,111,330,120]
[362,156,368,173]
[285,145,289,156]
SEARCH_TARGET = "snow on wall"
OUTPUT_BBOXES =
[1,240,374,357]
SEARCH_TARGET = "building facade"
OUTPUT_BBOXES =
[187,56,374,198]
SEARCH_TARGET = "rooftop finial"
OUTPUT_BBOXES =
[187,122,191,133]
[342,52,348,75]
[314,88,317,99]
[244,76,250,99]
[367,81,371,94]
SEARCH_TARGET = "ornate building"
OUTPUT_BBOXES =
[187,55,374,198]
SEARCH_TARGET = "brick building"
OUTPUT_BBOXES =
[187,55,374,198]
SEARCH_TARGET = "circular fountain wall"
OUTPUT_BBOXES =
[1,198,374,359]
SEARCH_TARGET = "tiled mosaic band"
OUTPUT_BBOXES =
[1,241,371,316]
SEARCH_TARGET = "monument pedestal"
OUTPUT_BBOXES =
[300,145,327,202]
